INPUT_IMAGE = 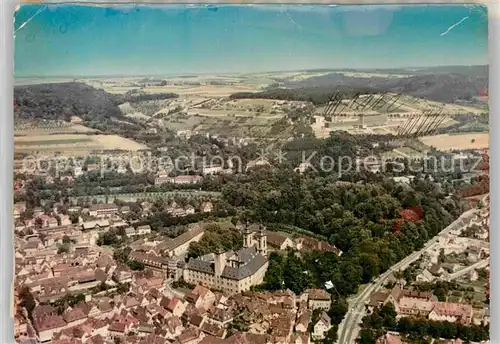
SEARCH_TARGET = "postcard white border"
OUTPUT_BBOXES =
[1,2,498,344]
[2,1,15,343]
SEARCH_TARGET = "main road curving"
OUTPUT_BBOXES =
[337,206,479,344]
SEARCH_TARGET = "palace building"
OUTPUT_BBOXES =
[177,224,269,295]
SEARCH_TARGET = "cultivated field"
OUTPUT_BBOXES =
[15,134,148,155]
[419,133,489,151]
[141,85,259,97]
[14,122,99,136]
[157,97,301,138]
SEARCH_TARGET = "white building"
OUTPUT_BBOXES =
[312,312,331,340]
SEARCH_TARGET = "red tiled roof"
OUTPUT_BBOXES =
[108,321,127,333]
[432,302,472,317]
[62,308,86,323]
[35,315,66,331]
[167,297,181,311]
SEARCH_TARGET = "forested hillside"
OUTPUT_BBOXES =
[14,82,179,123]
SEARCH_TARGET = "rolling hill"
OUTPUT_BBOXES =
[14,82,124,122]
[283,67,488,104]
[14,82,179,123]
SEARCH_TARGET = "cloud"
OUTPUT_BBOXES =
[342,6,397,36]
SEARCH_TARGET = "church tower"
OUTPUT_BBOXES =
[242,223,253,248]
[256,224,267,257]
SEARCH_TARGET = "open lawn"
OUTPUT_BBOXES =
[419,133,489,151]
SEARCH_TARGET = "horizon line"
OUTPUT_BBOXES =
[14,64,489,80]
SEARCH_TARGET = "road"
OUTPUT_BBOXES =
[337,207,478,344]
[445,258,490,281]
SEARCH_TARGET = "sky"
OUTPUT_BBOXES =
[14,4,488,77]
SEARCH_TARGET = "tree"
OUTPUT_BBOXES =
[358,253,380,283]
[117,282,130,294]
[434,287,446,301]
[379,303,397,329]
[358,328,378,344]
[283,250,313,294]
[187,223,242,259]
[262,252,285,290]
[57,243,70,254]
[62,235,72,244]
[114,246,132,263]
[127,260,145,271]
[19,286,36,314]
[323,324,339,343]
[69,212,80,224]
[329,297,348,325]
[438,248,446,263]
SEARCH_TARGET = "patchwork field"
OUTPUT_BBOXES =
[141,85,259,97]
[15,134,148,155]
[14,122,99,135]
[419,133,489,151]
[161,111,289,137]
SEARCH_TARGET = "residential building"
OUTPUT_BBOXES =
[162,226,205,258]
[294,310,312,333]
[376,333,405,344]
[89,204,118,218]
[200,202,213,213]
[202,165,224,176]
[112,266,133,284]
[174,175,203,185]
[312,312,331,340]
[428,302,473,324]
[128,251,165,271]
[295,236,342,256]
[185,285,216,310]
[136,225,152,235]
[266,232,294,251]
[304,289,331,311]
[155,173,173,185]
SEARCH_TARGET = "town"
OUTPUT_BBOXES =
[12,139,491,344]
[12,4,490,344]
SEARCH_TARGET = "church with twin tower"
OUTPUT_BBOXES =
[180,223,269,294]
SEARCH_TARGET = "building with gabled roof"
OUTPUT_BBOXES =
[312,311,331,340]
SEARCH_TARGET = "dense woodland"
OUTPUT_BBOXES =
[230,168,465,292]
[230,86,377,105]
[283,71,488,104]
[14,82,178,123]
[230,67,488,105]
